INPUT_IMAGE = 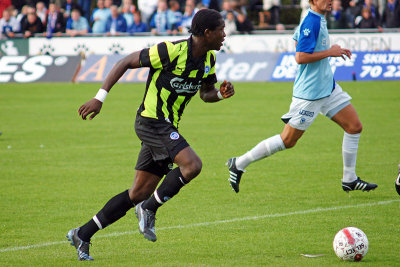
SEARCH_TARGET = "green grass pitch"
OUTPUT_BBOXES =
[1,81,399,266]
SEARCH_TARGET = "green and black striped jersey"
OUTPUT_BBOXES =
[138,37,217,128]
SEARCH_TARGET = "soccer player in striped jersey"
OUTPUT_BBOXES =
[67,9,234,261]
[226,0,378,194]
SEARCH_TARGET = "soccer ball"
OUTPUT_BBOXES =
[333,227,369,261]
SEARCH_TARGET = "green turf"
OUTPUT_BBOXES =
[0,81,399,266]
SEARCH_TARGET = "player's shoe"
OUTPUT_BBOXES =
[342,177,378,192]
[395,164,400,196]
[66,228,94,261]
[226,157,244,193]
[135,202,157,242]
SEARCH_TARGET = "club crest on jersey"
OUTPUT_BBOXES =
[303,28,310,36]
[170,132,180,140]
[204,65,210,74]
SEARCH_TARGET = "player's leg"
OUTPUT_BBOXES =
[140,146,201,214]
[136,146,200,242]
[331,104,377,192]
[322,84,377,192]
[236,123,303,170]
[227,124,302,193]
[227,96,320,193]
[67,169,161,260]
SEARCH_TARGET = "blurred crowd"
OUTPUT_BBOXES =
[0,0,399,39]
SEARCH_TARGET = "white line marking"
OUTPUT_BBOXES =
[1,199,398,253]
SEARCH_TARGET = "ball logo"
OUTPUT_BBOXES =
[170,132,180,140]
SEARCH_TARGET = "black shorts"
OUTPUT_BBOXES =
[134,114,189,177]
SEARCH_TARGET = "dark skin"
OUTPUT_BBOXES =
[78,19,235,203]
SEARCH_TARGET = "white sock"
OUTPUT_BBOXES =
[236,134,286,170]
[342,132,360,183]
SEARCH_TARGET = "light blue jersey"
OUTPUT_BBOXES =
[293,9,334,100]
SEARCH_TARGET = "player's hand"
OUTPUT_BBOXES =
[330,44,352,60]
[219,80,235,99]
[78,98,103,120]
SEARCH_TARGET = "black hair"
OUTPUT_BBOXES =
[189,9,223,36]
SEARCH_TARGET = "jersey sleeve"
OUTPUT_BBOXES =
[139,41,174,69]
[203,51,217,84]
[295,15,320,53]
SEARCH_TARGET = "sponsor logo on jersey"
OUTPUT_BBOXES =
[170,132,180,140]
[170,77,201,93]
[299,109,314,117]
[303,28,310,36]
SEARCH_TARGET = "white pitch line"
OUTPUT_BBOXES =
[1,199,399,253]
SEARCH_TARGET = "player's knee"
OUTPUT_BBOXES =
[346,121,363,134]
[181,158,202,180]
[281,136,297,149]
[128,186,153,203]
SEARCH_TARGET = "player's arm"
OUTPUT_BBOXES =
[199,80,235,103]
[295,44,352,64]
[78,51,142,120]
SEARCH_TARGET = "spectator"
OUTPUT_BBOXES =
[0,0,12,19]
[235,12,253,33]
[224,10,236,35]
[355,7,378,28]
[327,0,349,29]
[104,0,113,9]
[137,0,157,25]
[77,0,91,21]
[232,0,247,16]
[44,2,65,37]
[21,8,44,37]
[105,5,127,34]
[0,9,20,38]
[221,0,238,19]
[381,0,400,28]
[36,1,47,23]
[356,0,380,21]
[92,0,110,33]
[259,0,280,26]
[169,0,182,31]
[62,0,82,19]
[178,0,196,33]
[129,10,148,33]
[202,0,221,10]
[16,4,29,24]
[346,0,361,27]
[66,8,89,36]
[120,0,136,28]
[149,0,177,35]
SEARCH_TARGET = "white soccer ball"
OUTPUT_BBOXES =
[333,227,369,261]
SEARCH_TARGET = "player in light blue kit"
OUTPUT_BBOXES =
[226,0,378,193]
